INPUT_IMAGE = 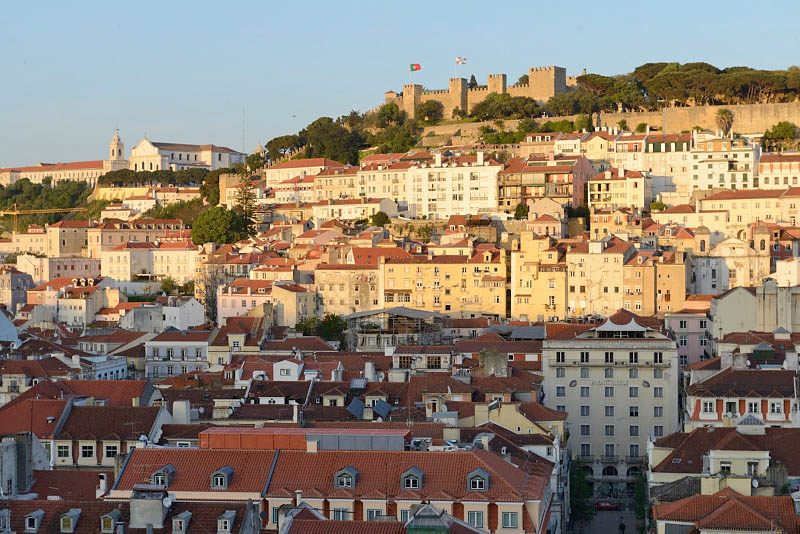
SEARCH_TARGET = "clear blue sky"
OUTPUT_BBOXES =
[2,0,799,166]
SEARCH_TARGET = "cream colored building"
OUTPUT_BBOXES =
[542,311,680,486]
[759,153,800,188]
[511,234,568,321]
[565,238,636,317]
[87,218,186,258]
[100,242,155,282]
[689,134,759,191]
[129,138,245,172]
[588,168,652,212]
[356,161,413,211]
[152,240,201,284]
[263,157,345,188]
[313,166,358,201]
[315,264,381,316]
[405,153,501,220]
[312,198,397,225]
[380,247,507,319]
[692,233,771,294]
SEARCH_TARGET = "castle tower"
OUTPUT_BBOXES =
[402,84,423,119]
[528,66,568,102]
[487,74,507,95]
[109,129,124,161]
[448,78,468,119]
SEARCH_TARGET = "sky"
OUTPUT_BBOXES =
[2,0,800,166]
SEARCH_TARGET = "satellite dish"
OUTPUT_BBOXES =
[259,511,268,520]
[198,407,204,414]
[162,496,172,507]
[752,479,759,488]
[746,360,751,367]
[227,407,233,415]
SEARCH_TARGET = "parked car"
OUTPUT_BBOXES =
[594,500,620,511]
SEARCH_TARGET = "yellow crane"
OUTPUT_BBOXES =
[0,203,88,232]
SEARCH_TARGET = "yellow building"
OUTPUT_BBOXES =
[511,234,568,321]
[380,246,507,319]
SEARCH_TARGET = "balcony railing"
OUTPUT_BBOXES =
[576,455,594,463]
[626,455,644,463]
[601,455,619,462]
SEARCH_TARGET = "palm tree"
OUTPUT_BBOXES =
[715,108,734,135]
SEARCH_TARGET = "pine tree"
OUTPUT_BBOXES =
[234,176,257,236]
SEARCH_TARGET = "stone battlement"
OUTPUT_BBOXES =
[386,66,573,119]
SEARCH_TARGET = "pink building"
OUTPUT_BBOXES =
[665,310,711,367]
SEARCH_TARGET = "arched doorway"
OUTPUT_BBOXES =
[602,466,618,477]
[627,466,641,477]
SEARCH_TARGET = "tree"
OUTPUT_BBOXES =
[301,117,361,165]
[245,152,265,172]
[370,211,390,227]
[650,200,667,211]
[715,108,734,134]
[575,113,592,132]
[265,134,304,162]
[468,74,478,89]
[514,203,529,220]
[415,101,444,124]
[160,276,178,295]
[517,74,529,85]
[633,474,647,521]
[317,314,348,346]
[569,463,595,522]
[518,117,538,133]
[234,178,258,236]
[377,103,404,127]
[766,121,797,140]
[200,168,232,206]
[635,122,648,133]
[195,264,226,324]
[617,119,628,131]
[190,206,248,245]
[415,224,434,242]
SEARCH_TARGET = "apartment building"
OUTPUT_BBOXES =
[691,230,771,294]
[405,153,502,219]
[217,279,313,327]
[565,238,636,317]
[759,153,800,188]
[690,134,759,191]
[380,246,507,319]
[312,198,397,225]
[511,234,568,322]
[622,250,687,316]
[498,155,594,210]
[664,311,711,366]
[144,328,217,378]
[263,157,346,188]
[542,310,680,489]
[316,264,381,316]
[588,168,652,212]
[314,166,358,201]
[356,161,413,210]
[87,218,186,258]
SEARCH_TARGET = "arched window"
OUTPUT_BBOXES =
[602,466,618,477]
[700,240,706,252]
[760,239,766,251]
[627,466,641,477]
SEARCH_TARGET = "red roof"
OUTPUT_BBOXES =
[269,158,346,170]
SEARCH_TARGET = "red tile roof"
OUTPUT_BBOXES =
[31,469,114,500]
[58,406,162,440]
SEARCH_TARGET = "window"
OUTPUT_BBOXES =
[556,367,565,378]
[580,424,590,436]
[57,445,70,458]
[555,386,565,397]
[629,386,638,398]
[469,477,486,490]
[580,367,589,378]
[104,445,118,458]
[654,387,663,398]
[580,351,589,363]
[337,475,352,488]
[605,405,614,417]
[279,368,290,376]
[212,474,225,488]
[630,425,639,437]
[580,386,589,398]
[720,461,731,475]
[555,351,565,363]
[153,473,165,486]
[654,425,664,437]
[702,401,714,413]
[630,406,639,417]
[333,509,348,520]
[748,401,759,413]
[61,517,73,531]
[628,351,638,364]
[604,351,614,364]
[467,511,484,528]
[679,335,687,346]
[501,512,518,529]
[654,352,663,364]
[400,509,410,522]
[580,405,590,417]
[81,445,94,458]
[700,319,707,329]
[630,444,640,458]
[367,509,381,521]
[605,425,615,436]
[629,368,638,379]
[604,367,614,378]
[654,368,664,379]
[770,401,782,414]
[747,461,759,477]
[604,386,614,397]
[580,443,591,456]
[654,406,663,417]
[404,476,419,489]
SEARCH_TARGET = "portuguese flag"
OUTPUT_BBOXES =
[410,63,421,72]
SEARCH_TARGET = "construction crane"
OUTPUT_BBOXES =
[0,203,88,232]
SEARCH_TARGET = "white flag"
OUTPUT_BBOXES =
[456,56,467,65]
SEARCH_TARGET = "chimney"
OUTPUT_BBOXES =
[172,400,190,425]
[364,361,376,382]
[129,487,169,529]
[306,439,318,453]
[792,490,800,514]
[477,151,484,165]
[295,489,303,506]
[363,407,374,421]
[435,153,442,166]
[96,473,108,499]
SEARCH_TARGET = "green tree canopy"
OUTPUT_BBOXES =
[650,200,667,211]
[377,103,405,127]
[517,74,529,85]
[234,178,258,236]
[574,113,592,132]
[635,122,648,133]
[245,152,266,171]
[160,276,178,295]
[514,203,529,220]
[570,463,595,522]
[415,101,444,124]
[370,211,390,227]
[715,108,734,134]
[766,121,797,140]
[468,74,478,89]
[265,134,304,162]
[471,93,542,121]
[301,117,361,165]
[190,206,248,245]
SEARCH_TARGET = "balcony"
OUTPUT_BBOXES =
[626,455,645,464]
[576,455,594,463]
[601,455,619,463]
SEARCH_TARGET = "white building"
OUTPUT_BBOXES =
[311,198,397,225]
[588,168,652,212]
[129,138,245,172]
[405,153,502,220]
[144,328,217,378]
[542,310,680,489]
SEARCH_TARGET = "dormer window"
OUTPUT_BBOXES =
[151,464,175,488]
[467,468,490,491]
[153,473,165,485]
[211,466,234,490]
[172,511,192,533]
[401,467,424,490]
[24,509,44,533]
[60,509,81,533]
[334,466,359,489]
[99,510,120,533]
[217,511,235,533]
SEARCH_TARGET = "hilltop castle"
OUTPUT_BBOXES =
[385,65,582,119]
